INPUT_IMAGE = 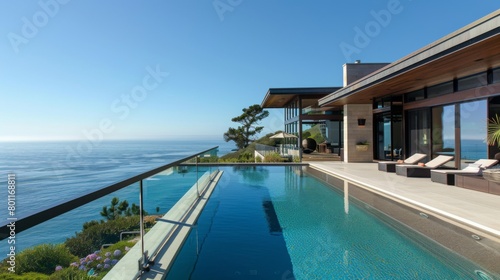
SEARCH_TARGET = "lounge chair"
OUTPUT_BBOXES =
[430,159,498,185]
[378,153,427,172]
[395,155,454,177]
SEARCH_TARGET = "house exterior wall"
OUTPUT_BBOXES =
[343,104,373,162]
[343,63,389,87]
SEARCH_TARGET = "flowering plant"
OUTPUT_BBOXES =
[57,241,134,278]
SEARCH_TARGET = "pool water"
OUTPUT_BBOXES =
[167,166,486,279]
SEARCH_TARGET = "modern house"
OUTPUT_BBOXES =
[261,9,500,167]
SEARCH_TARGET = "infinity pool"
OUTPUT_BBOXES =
[166,166,490,279]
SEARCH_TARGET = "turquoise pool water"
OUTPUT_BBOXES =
[167,166,487,279]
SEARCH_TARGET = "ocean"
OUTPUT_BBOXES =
[0,140,234,255]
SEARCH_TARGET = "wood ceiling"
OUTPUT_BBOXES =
[320,33,500,107]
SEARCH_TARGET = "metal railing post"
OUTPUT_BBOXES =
[196,156,200,197]
[139,179,149,271]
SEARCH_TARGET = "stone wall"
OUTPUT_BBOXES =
[343,104,373,162]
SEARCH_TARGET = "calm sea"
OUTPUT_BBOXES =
[0,140,234,254]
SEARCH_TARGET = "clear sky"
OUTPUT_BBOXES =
[0,1,498,142]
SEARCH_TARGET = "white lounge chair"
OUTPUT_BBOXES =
[395,155,454,177]
[431,159,498,185]
[378,153,427,172]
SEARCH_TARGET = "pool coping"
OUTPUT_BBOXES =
[103,169,223,280]
[138,170,223,280]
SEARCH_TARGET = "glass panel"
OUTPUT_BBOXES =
[9,182,143,278]
[492,67,500,84]
[460,100,487,166]
[432,105,455,167]
[405,89,425,102]
[488,97,500,159]
[407,109,431,159]
[457,72,487,91]
[329,120,342,154]
[392,113,403,159]
[427,81,453,98]
[375,114,392,160]
[0,147,220,279]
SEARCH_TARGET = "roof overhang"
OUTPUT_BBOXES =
[261,87,341,108]
[319,9,500,107]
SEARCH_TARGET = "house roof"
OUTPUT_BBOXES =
[319,9,500,107]
[261,87,341,108]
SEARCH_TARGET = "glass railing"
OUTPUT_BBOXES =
[0,147,219,279]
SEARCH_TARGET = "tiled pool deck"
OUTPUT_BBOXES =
[308,161,500,241]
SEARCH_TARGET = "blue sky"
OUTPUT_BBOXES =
[0,1,498,142]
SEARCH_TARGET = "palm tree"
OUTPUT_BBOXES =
[487,114,500,147]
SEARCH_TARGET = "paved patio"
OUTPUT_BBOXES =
[307,161,500,240]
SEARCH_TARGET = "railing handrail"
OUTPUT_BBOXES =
[0,146,219,240]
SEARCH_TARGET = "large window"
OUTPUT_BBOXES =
[432,105,455,167]
[460,100,487,165]
[407,109,431,159]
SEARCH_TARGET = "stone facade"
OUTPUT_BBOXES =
[343,104,373,162]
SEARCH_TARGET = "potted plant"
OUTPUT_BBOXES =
[484,114,500,183]
[355,141,369,152]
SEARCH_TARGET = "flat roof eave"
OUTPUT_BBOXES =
[319,9,500,107]
[261,87,341,108]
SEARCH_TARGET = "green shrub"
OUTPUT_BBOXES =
[48,268,91,280]
[238,152,253,161]
[263,153,285,162]
[14,244,78,275]
[65,216,141,257]
[0,272,49,280]
[255,156,262,163]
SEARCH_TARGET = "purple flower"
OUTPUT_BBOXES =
[96,256,102,261]
[94,250,101,255]
[55,265,63,271]
[111,259,118,266]
[104,264,110,269]
[113,249,121,257]
[87,253,98,261]
[70,262,79,267]
[96,264,103,270]
[104,258,111,264]
[105,252,111,257]
[125,246,130,251]
[79,265,87,271]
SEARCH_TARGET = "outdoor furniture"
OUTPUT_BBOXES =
[395,155,454,178]
[431,159,498,185]
[378,153,427,172]
[455,174,500,195]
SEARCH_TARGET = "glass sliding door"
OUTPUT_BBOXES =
[407,109,431,159]
[374,113,403,160]
[375,113,392,160]
[431,105,455,167]
[460,100,487,165]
